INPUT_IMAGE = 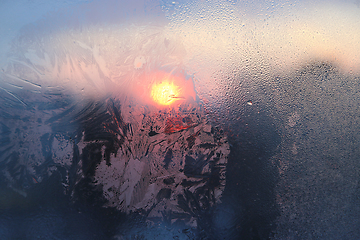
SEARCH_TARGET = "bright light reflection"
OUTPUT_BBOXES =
[151,81,180,105]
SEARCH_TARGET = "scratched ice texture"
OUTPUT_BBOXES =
[1,0,360,239]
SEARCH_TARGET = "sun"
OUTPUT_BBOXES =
[151,81,180,105]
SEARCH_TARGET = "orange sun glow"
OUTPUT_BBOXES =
[151,81,181,105]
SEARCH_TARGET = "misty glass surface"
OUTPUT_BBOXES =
[1,0,360,239]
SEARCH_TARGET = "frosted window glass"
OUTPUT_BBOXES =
[1,0,359,239]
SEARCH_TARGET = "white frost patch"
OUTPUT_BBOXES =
[52,135,73,166]
[121,156,145,207]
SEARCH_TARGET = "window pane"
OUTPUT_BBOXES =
[1,0,359,239]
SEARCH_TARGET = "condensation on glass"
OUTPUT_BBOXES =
[0,0,360,239]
